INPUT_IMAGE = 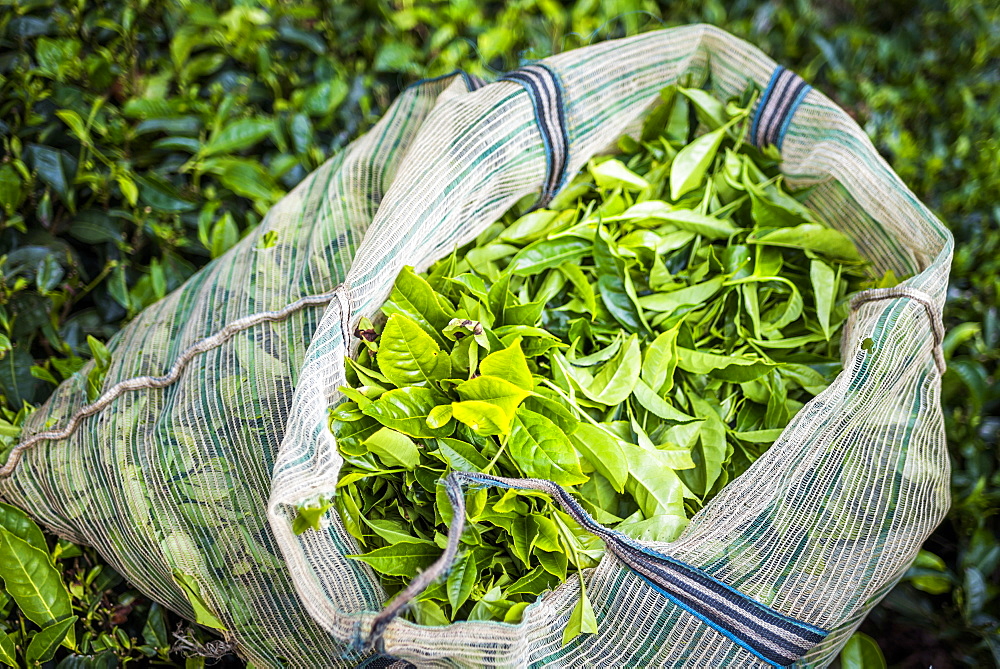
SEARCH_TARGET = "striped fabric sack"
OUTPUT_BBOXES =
[0,24,951,668]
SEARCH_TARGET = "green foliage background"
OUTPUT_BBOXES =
[0,0,996,665]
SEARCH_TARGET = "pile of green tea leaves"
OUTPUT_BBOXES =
[321,85,885,630]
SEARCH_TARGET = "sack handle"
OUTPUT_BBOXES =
[360,471,829,668]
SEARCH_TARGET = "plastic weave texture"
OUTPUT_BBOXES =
[0,25,952,668]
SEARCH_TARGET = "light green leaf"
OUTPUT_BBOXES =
[292,497,334,535]
[653,445,696,470]
[749,224,862,262]
[479,338,533,391]
[681,396,727,496]
[640,327,679,393]
[413,599,451,627]
[678,87,728,129]
[362,517,432,546]
[435,437,490,471]
[570,336,621,370]
[589,158,649,191]
[510,516,534,567]
[447,552,477,614]
[506,565,557,597]
[749,333,827,349]
[377,314,448,386]
[746,175,819,224]
[500,209,559,243]
[0,503,49,553]
[382,266,454,344]
[364,427,420,469]
[810,259,836,339]
[562,586,598,645]
[0,529,72,630]
[455,375,531,419]
[742,283,762,338]
[617,512,688,543]
[56,109,89,142]
[209,212,238,258]
[201,118,273,156]
[362,386,454,438]
[0,633,16,667]
[569,424,628,493]
[676,347,768,377]
[117,173,139,206]
[670,127,726,200]
[632,379,700,424]
[213,158,280,202]
[427,404,453,429]
[86,335,112,371]
[638,277,725,313]
[172,572,227,631]
[510,237,590,276]
[732,428,785,443]
[559,263,597,316]
[451,400,511,436]
[622,444,685,516]
[840,632,887,669]
[652,207,739,239]
[583,334,641,405]
[509,409,587,485]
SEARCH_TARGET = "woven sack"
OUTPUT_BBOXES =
[0,24,952,668]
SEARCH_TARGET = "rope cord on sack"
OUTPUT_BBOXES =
[848,286,946,374]
[360,472,829,667]
[0,288,342,478]
[359,475,467,655]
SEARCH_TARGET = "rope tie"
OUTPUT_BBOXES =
[357,472,829,667]
[0,287,342,478]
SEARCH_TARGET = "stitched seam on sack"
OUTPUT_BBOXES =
[0,288,342,478]
[848,286,946,374]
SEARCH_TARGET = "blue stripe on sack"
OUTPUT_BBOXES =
[775,81,812,150]
[544,485,826,658]
[353,653,412,668]
[451,472,828,666]
[751,66,812,150]
[749,68,782,147]
[500,64,570,208]
[637,574,785,667]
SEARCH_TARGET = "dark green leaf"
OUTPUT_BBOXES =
[26,616,77,665]
[201,119,273,156]
[347,543,441,578]
[839,632,887,669]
